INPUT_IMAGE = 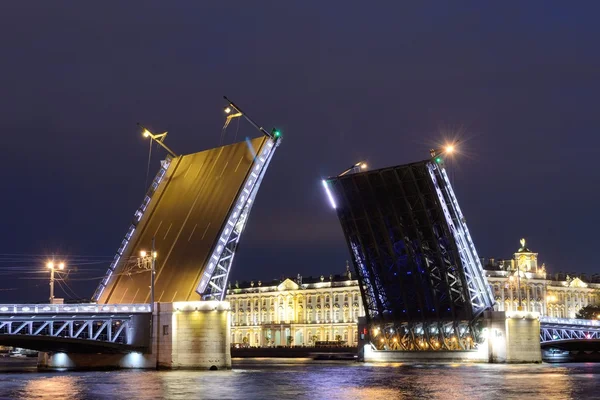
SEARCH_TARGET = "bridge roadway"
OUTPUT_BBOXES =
[96,136,270,304]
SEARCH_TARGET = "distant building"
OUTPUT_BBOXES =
[228,239,600,346]
[226,264,363,347]
[483,239,599,318]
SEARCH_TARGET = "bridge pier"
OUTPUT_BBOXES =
[360,311,542,363]
[37,301,231,370]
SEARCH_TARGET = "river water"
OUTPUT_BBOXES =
[0,358,599,399]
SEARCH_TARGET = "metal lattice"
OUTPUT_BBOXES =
[198,138,279,301]
[325,159,494,351]
[0,317,130,344]
[0,303,151,348]
[540,317,600,343]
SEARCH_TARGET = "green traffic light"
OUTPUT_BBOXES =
[272,129,281,138]
[435,157,441,163]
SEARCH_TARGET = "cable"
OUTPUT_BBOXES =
[233,114,241,142]
[144,138,153,193]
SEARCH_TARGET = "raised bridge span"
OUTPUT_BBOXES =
[94,135,278,304]
[323,155,599,362]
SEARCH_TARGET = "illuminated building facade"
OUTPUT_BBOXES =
[484,239,599,318]
[226,265,364,347]
[229,240,599,347]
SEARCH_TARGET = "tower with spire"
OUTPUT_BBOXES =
[513,238,539,273]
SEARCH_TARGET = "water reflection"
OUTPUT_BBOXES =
[23,375,83,400]
[0,359,598,400]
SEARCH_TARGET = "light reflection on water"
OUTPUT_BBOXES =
[0,358,599,400]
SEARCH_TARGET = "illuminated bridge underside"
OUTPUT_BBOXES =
[326,160,494,350]
[95,136,276,304]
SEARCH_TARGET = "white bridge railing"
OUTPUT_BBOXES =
[0,303,151,315]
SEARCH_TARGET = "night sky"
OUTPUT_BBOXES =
[2,2,600,303]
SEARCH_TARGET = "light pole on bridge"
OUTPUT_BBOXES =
[46,261,66,304]
[139,237,157,311]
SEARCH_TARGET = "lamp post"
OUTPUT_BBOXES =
[47,261,65,304]
[508,266,525,312]
[516,263,523,311]
[139,237,157,311]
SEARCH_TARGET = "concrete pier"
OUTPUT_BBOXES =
[38,301,231,370]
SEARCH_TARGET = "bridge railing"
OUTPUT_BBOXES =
[0,303,151,315]
[540,316,600,328]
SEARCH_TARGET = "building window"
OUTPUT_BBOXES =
[163,325,169,336]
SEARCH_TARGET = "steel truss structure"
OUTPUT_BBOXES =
[0,317,130,344]
[540,317,600,344]
[325,159,494,350]
[198,138,279,301]
[0,303,151,349]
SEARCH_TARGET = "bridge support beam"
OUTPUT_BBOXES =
[360,312,542,363]
[37,301,231,370]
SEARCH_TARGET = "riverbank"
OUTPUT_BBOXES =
[231,346,357,358]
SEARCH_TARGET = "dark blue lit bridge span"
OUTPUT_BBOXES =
[322,155,598,362]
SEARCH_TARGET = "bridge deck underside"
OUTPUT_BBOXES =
[327,161,488,325]
[98,137,269,304]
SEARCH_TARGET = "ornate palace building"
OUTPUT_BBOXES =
[227,240,599,347]
[226,264,363,347]
[483,239,599,318]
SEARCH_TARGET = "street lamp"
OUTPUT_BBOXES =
[508,267,525,311]
[138,238,157,311]
[223,96,281,141]
[338,161,368,176]
[137,123,177,158]
[47,261,66,304]
[430,141,459,162]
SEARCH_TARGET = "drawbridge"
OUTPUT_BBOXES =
[323,155,495,351]
[94,100,280,304]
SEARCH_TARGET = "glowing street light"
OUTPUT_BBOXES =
[138,238,157,311]
[137,123,177,157]
[47,260,66,304]
[430,141,460,162]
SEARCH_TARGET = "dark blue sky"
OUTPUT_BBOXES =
[1,2,599,302]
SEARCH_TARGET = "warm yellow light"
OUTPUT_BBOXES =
[445,144,455,153]
[153,251,157,259]
[58,262,65,270]
[224,106,232,114]
[140,250,147,258]
[380,338,384,343]
[142,129,151,138]
[47,262,54,269]
[360,163,367,169]
[393,337,398,342]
